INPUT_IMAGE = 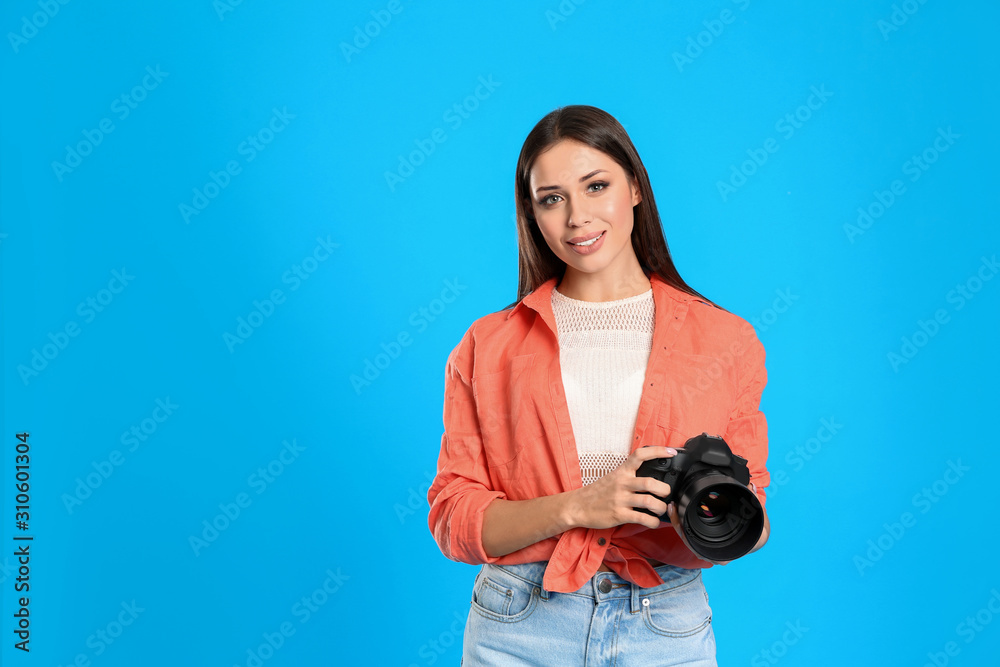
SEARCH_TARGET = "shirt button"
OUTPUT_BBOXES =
[598,579,612,593]
[597,537,606,546]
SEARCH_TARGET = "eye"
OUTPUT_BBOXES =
[539,181,608,206]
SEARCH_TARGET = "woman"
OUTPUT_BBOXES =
[427,105,771,666]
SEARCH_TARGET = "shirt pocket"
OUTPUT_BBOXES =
[656,352,736,446]
[472,353,539,475]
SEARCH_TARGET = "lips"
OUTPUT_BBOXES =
[566,230,607,255]
[567,230,605,245]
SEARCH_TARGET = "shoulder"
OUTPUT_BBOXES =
[445,306,520,374]
[686,298,757,342]
[656,281,764,362]
[655,279,755,339]
[454,306,516,347]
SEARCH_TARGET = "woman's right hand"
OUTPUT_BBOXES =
[565,446,677,531]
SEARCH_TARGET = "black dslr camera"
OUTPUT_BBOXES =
[635,433,764,562]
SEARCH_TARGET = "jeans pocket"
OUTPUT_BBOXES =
[641,576,713,638]
[470,565,539,623]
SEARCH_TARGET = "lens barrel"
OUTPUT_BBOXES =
[676,473,764,562]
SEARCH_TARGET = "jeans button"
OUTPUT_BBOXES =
[598,579,612,594]
[597,537,606,546]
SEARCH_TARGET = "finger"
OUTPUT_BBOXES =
[667,503,683,530]
[632,491,668,518]
[627,446,677,469]
[631,476,672,498]
[625,509,662,530]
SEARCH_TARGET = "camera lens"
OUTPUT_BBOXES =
[677,475,764,562]
[696,491,730,525]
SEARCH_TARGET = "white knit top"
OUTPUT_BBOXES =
[551,286,655,486]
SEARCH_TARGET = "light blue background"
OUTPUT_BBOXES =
[2,1,998,665]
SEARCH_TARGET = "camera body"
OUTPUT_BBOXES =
[635,432,763,562]
[635,432,751,517]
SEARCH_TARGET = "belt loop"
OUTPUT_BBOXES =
[630,581,641,614]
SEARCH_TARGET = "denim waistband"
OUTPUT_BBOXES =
[484,561,703,607]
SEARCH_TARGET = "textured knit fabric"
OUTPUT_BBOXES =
[427,272,769,594]
[550,286,654,486]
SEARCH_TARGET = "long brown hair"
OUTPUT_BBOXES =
[505,105,720,311]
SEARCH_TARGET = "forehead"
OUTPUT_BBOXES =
[529,139,620,185]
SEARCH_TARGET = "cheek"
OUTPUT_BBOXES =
[537,222,567,253]
[598,194,634,225]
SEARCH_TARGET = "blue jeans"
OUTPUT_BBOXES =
[461,561,717,666]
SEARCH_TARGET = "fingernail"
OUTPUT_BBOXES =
[665,448,677,455]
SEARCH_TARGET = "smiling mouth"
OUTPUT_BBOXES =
[569,231,605,246]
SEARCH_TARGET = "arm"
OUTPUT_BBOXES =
[428,325,676,561]
[664,324,771,564]
[481,446,678,558]
[724,322,772,555]
[427,326,507,564]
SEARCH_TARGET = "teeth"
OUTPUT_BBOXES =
[572,232,603,246]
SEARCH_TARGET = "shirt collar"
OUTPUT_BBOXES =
[504,272,694,328]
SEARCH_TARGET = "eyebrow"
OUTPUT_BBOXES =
[534,169,607,194]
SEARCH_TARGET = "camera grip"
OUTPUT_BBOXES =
[634,459,677,520]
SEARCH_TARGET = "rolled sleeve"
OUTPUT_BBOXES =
[427,325,507,564]
[723,322,770,507]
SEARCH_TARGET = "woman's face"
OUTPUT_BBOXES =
[527,138,642,282]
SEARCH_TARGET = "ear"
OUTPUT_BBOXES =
[631,181,642,207]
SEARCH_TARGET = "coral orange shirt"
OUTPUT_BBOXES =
[427,272,770,594]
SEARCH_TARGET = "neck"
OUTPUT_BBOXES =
[557,264,651,302]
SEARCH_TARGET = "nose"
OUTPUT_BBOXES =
[566,199,590,227]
